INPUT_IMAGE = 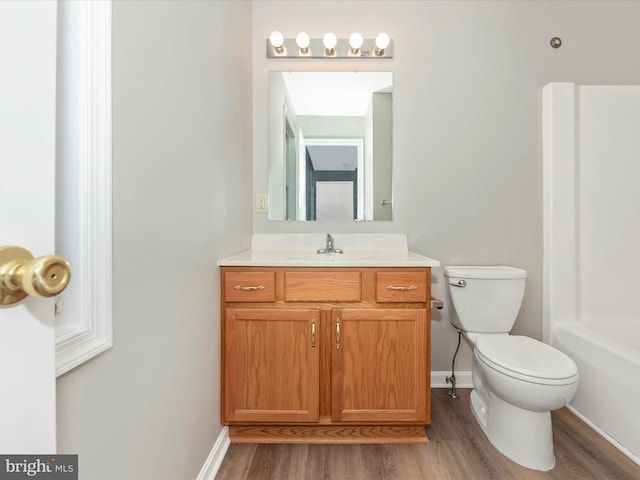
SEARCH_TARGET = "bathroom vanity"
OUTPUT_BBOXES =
[218,234,439,443]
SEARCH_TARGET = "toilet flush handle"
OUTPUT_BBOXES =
[451,279,467,287]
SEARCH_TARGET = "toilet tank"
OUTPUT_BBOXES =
[444,266,527,334]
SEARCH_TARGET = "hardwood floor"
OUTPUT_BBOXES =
[215,388,640,479]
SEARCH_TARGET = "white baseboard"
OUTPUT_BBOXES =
[196,426,230,480]
[431,370,473,388]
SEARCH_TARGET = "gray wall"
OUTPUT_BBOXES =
[252,1,640,371]
[56,1,252,478]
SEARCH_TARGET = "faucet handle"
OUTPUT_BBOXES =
[317,234,343,254]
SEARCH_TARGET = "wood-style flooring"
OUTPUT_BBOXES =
[215,388,640,480]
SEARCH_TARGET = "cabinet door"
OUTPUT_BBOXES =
[332,309,428,423]
[224,308,319,423]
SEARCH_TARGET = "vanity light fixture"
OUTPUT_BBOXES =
[349,32,364,56]
[323,32,338,56]
[374,32,390,56]
[266,31,393,59]
[269,30,285,54]
[296,32,310,54]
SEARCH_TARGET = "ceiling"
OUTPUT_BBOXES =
[282,71,393,117]
[307,145,358,171]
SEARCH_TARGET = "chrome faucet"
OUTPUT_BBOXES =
[317,233,343,254]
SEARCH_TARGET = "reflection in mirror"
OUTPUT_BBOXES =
[268,72,393,222]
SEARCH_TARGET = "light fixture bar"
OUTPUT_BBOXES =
[266,37,393,59]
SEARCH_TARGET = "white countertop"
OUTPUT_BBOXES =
[218,234,440,267]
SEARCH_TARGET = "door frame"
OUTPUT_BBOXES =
[305,138,364,220]
[55,0,112,376]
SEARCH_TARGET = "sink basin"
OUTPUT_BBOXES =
[217,234,440,267]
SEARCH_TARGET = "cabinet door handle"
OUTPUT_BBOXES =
[386,285,418,291]
[336,317,341,350]
[311,319,316,350]
[233,285,265,291]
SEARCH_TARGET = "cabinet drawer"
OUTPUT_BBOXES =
[225,272,275,302]
[376,272,427,303]
[284,271,361,302]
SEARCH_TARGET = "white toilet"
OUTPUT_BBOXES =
[444,266,579,471]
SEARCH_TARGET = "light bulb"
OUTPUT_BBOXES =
[349,32,364,53]
[375,32,390,50]
[269,31,284,52]
[323,32,337,52]
[296,32,310,52]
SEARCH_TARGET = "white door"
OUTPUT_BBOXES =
[0,1,59,452]
[316,181,354,221]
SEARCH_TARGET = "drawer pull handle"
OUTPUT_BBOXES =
[311,319,316,350]
[336,317,341,350]
[233,285,265,291]
[386,285,418,291]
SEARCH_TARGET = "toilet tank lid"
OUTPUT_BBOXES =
[444,266,527,279]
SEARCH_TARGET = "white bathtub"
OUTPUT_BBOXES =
[553,321,640,464]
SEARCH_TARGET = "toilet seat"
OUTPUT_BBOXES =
[475,335,578,386]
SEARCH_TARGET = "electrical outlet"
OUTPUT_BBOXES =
[256,193,268,213]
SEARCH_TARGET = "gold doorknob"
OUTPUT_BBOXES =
[0,246,71,307]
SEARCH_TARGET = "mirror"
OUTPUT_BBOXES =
[268,71,393,222]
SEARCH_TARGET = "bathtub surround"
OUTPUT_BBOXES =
[543,83,640,463]
[553,322,640,463]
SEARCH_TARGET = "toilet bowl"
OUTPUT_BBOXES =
[473,335,578,470]
[444,266,579,471]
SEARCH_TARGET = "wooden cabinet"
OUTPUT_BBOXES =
[224,308,319,423]
[221,267,431,444]
[331,308,427,423]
